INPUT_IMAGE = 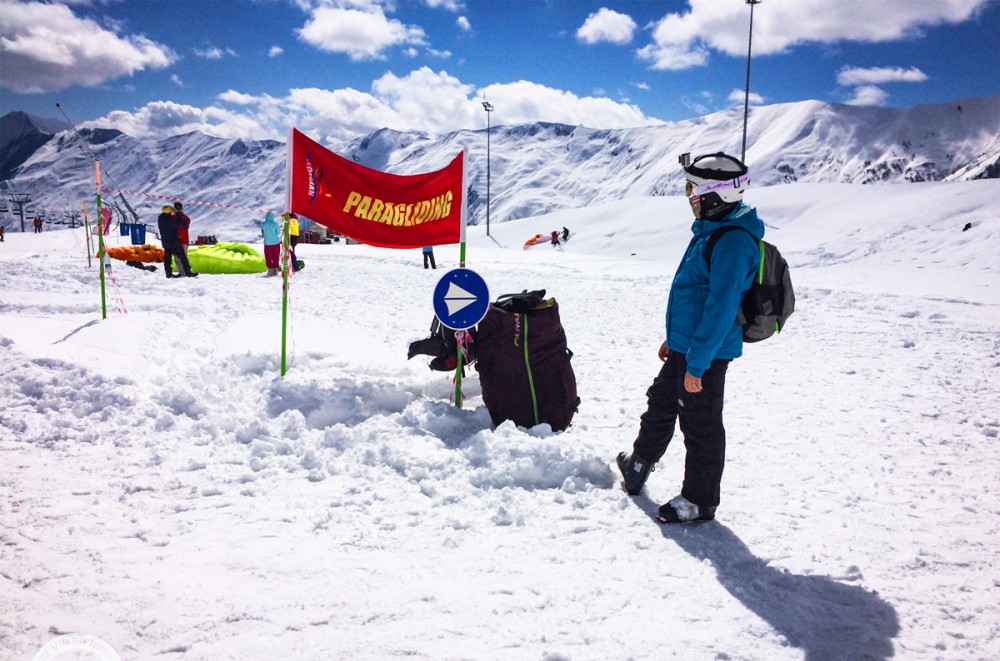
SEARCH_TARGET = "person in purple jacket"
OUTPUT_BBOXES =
[616,152,762,524]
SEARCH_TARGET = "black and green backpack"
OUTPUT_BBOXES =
[705,226,795,342]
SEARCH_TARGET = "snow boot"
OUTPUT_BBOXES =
[656,495,716,524]
[616,451,654,495]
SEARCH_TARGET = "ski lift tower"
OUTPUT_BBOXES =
[8,193,31,232]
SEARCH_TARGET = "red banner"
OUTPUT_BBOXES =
[287,128,464,249]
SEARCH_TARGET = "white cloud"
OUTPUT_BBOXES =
[639,0,990,70]
[837,65,928,86]
[194,46,237,60]
[269,46,285,57]
[846,85,890,106]
[218,90,260,105]
[477,80,661,130]
[297,5,426,61]
[456,16,471,31]
[87,68,663,144]
[425,0,463,10]
[728,89,764,105]
[577,8,637,45]
[84,100,272,141]
[633,82,650,91]
[171,74,183,87]
[0,0,175,93]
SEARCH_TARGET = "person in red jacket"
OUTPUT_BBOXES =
[174,202,191,258]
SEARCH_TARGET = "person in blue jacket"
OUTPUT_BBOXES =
[422,246,436,269]
[260,211,282,276]
[617,152,762,524]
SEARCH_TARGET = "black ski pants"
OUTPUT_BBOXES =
[632,351,729,508]
[164,244,193,277]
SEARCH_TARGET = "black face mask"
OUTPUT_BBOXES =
[692,192,737,221]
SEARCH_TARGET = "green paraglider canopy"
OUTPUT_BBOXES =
[177,242,267,274]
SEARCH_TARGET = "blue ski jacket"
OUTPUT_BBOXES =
[665,203,765,378]
[261,212,282,246]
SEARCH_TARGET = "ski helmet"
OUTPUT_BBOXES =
[683,152,749,220]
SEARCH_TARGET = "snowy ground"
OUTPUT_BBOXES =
[1,181,998,660]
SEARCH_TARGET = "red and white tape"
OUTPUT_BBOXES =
[105,188,278,214]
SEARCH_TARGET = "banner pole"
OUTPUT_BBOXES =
[459,147,469,268]
[95,161,107,319]
[453,147,470,405]
[280,128,294,377]
[280,214,290,377]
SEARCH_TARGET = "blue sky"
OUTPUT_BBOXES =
[1,0,998,145]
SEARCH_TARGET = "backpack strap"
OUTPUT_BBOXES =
[704,225,758,271]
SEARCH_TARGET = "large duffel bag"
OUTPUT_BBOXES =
[407,289,580,431]
[475,291,579,431]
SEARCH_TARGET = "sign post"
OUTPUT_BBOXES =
[432,268,490,407]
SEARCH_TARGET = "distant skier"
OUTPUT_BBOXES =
[283,212,302,271]
[561,226,570,242]
[550,230,560,247]
[157,205,197,279]
[261,211,282,276]
[33,216,42,233]
[174,202,192,258]
[422,246,436,269]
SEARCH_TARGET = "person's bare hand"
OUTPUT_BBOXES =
[684,372,703,393]
[658,341,669,362]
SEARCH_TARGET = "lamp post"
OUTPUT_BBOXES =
[481,100,494,236]
[741,0,762,164]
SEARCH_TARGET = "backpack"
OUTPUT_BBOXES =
[705,226,795,342]
[407,289,580,431]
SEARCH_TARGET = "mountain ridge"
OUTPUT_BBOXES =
[1,95,998,239]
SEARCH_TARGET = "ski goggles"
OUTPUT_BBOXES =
[685,174,750,198]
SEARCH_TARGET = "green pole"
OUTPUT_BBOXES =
[280,214,291,376]
[453,239,468,406]
[95,161,107,319]
[454,335,464,407]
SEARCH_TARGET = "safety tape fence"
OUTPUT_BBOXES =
[105,188,279,215]
[98,226,128,317]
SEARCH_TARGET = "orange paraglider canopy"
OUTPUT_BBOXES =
[523,233,548,250]
[102,244,165,263]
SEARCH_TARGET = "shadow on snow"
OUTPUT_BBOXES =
[634,496,900,660]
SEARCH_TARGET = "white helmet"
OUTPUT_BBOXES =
[684,152,749,219]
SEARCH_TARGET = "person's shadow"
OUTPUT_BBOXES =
[634,497,900,660]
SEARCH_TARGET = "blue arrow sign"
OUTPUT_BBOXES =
[433,268,490,330]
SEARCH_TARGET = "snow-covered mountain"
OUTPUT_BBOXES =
[2,95,998,240]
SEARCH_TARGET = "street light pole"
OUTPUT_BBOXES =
[741,0,762,164]
[481,100,494,237]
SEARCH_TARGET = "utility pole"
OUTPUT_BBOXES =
[481,100,494,237]
[742,0,762,163]
[9,193,31,232]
